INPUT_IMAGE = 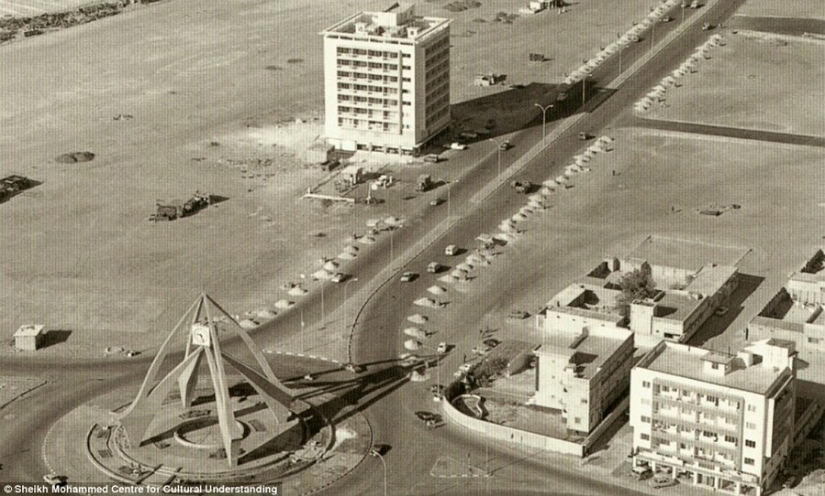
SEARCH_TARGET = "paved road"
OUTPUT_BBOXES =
[0,0,753,491]
[326,1,752,495]
[631,117,825,148]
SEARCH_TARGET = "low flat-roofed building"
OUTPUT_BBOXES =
[747,249,825,359]
[14,324,45,351]
[535,282,625,332]
[533,325,634,433]
[630,339,796,496]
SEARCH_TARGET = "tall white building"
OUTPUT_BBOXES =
[320,3,451,155]
[630,339,796,496]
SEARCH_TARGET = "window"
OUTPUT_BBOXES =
[724,435,737,443]
[808,337,821,344]
[641,398,651,406]
[641,433,650,441]
[745,440,756,448]
[746,422,756,430]
[641,416,651,423]
[581,399,588,404]
[642,381,651,388]
[574,417,581,424]
[662,386,670,392]
[744,458,754,465]
[747,404,757,412]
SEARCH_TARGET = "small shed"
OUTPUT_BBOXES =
[306,143,333,164]
[340,165,364,186]
[14,324,45,351]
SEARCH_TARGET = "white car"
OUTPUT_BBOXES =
[437,342,448,354]
[459,363,472,373]
[331,273,349,283]
[43,474,66,487]
[444,244,459,256]
[449,142,468,150]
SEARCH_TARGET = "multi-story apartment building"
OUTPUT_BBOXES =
[533,325,634,434]
[630,339,796,496]
[320,3,451,155]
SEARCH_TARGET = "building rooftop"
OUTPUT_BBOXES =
[536,327,632,380]
[321,3,450,42]
[544,283,624,320]
[685,264,738,297]
[14,324,44,337]
[649,291,701,323]
[639,341,791,395]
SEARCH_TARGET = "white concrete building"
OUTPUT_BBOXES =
[533,325,634,433]
[14,324,45,351]
[630,339,796,496]
[320,3,451,155]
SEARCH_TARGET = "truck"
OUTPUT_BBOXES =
[150,191,212,222]
[510,180,533,194]
[416,174,433,192]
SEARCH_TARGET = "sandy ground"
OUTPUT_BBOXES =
[643,32,825,136]
[0,376,46,409]
[0,0,666,358]
[736,0,825,20]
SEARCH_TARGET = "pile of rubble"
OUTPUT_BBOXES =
[0,3,123,42]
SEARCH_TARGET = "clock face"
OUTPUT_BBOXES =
[192,323,211,346]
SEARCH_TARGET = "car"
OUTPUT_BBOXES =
[507,309,530,320]
[702,22,713,30]
[648,474,677,488]
[423,154,441,163]
[482,338,501,348]
[631,466,653,480]
[427,262,443,273]
[690,0,700,8]
[437,342,448,354]
[782,475,801,489]
[43,474,66,488]
[400,271,417,282]
[499,140,512,151]
[578,132,592,140]
[659,16,672,22]
[458,363,473,373]
[444,244,459,256]
[429,384,444,394]
[714,306,729,316]
[344,363,364,373]
[331,273,349,283]
[429,198,445,206]
[449,142,468,150]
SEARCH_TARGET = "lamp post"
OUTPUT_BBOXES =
[370,448,388,496]
[533,103,553,146]
[389,225,402,267]
[300,307,305,353]
[487,138,504,180]
[582,74,593,105]
[343,277,358,336]
[681,2,686,23]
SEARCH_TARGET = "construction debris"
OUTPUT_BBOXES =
[150,192,214,222]
[0,175,35,202]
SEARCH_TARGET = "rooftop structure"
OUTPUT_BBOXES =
[747,249,825,360]
[630,340,796,496]
[14,324,45,351]
[320,4,451,155]
[533,325,634,433]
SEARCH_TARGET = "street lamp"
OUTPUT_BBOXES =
[389,225,402,267]
[487,138,504,180]
[300,307,305,353]
[370,448,388,496]
[582,74,593,105]
[533,103,553,146]
[343,277,359,336]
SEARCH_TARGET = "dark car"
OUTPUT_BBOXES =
[507,309,530,320]
[400,271,418,282]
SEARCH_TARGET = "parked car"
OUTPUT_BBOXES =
[423,154,441,163]
[437,342,448,354]
[458,363,473,373]
[578,131,592,140]
[631,466,653,480]
[702,22,713,30]
[445,244,459,256]
[714,306,729,316]
[507,309,530,320]
[43,474,67,488]
[429,198,445,206]
[782,475,801,489]
[448,142,468,150]
[482,338,501,348]
[648,474,677,488]
[427,262,443,273]
[400,271,417,282]
[690,0,700,8]
[659,16,672,22]
[499,140,512,151]
[331,273,349,283]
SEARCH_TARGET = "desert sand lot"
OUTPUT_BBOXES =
[0,0,825,356]
[644,33,825,136]
[0,0,660,357]
[735,0,825,20]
